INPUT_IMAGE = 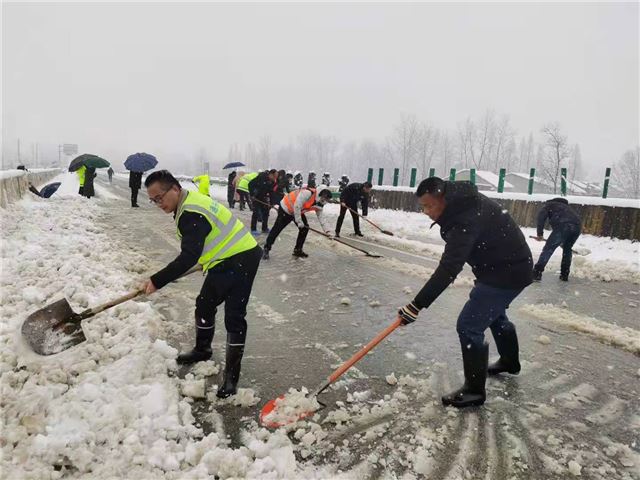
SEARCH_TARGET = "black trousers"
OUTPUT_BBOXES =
[336,202,360,235]
[227,188,235,208]
[194,245,262,343]
[251,202,270,231]
[535,223,582,276]
[264,207,309,251]
[131,188,139,207]
[238,191,252,210]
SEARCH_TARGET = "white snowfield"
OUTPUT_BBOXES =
[1,173,639,479]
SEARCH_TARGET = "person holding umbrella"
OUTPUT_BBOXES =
[141,170,262,398]
[76,165,86,196]
[125,153,158,208]
[227,170,237,208]
[83,167,97,198]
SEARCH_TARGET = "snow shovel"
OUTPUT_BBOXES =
[259,317,403,428]
[528,235,586,256]
[342,203,394,236]
[306,225,383,258]
[21,265,202,356]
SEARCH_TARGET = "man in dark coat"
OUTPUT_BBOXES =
[227,171,237,209]
[533,198,582,281]
[398,177,533,408]
[107,167,114,183]
[335,181,372,238]
[248,169,277,233]
[83,167,96,198]
[129,171,143,207]
[271,170,290,207]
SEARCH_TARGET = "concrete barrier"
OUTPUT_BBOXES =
[0,169,61,208]
[370,189,640,241]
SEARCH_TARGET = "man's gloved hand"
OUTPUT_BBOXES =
[398,302,420,325]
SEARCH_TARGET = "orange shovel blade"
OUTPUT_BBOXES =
[259,396,316,429]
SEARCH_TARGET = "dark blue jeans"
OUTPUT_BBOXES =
[535,223,581,275]
[456,283,524,350]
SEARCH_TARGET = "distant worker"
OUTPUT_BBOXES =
[83,167,96,199]
[262,186,333,259]
[307,171,317,188]
[293,171,304,189]
[236,171,258,211]
[107,167,114,183]
[248,169,277,234]
[227,171,237,208]
[76,165,86,196]
[193,174,210,196]
[335,181,372,238]
[129,170,143,208]
[338,174,350,192]
[533,198,582,282]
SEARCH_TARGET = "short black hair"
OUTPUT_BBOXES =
[362,181,373,189]
[144,170,181,189]
[268,169,278,175]
[416,177,444,197]
[319,189,332,199]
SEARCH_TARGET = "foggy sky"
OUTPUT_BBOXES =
[2,2,638,175]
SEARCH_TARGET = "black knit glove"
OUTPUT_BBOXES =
[398,302,420,325]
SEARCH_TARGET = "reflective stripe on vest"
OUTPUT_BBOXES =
[176,190,257,271]
[77,166,86,186]
[237,172,258,192]
[282,188,317,215]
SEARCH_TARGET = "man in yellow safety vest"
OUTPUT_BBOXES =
[141,170,262,398]
[76,165,86,196]
[192,174,210,196]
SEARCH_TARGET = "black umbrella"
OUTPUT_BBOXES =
[223,161,245,169]
[69,154,110,171]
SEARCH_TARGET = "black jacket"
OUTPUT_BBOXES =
[340,182,369,216]
[227,172,237,192]
[151,211,210,289]
[536,198,581,237]
[413,181,533,309]
[129,171,143,189]
[248,171,274,201]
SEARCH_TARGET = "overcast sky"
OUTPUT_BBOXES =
[2,2,638,175]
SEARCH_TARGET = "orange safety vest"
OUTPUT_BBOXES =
[282,188,317,215]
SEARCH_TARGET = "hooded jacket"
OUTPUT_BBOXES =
[536,198,581,237]
[413,181,533,310]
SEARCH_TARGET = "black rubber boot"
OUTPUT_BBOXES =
[442,342,488,408]
[217,333,245,398]
[177,324,214,365]
[559,273,569,281]
[488,323,521,375]
[292,249,308,258]
[354,232,364,237]
[262,246,270,260]
[532,267,543,282]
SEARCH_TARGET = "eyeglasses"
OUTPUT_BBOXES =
[149,189,171,205]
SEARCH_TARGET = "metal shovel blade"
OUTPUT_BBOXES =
[21,298,86,356]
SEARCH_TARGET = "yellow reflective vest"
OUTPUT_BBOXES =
[176,190,257,271]
[193,174,210,196]
[76,166,86,186]
[236,172,258,193]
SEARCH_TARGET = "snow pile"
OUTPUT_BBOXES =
[521,304,640,354]
[260,388,322,427]
[0,192,329,479]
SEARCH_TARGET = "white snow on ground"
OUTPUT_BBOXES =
[0,168,60,180]
[521,304,640,354]
[0,187,332,478]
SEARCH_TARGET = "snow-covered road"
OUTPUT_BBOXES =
[1,172,638,479]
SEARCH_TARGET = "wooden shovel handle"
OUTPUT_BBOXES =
[342,203,384,231]
[79,265,202,320]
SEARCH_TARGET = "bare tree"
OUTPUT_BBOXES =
[416,123,439,178]
[439,131,454,176]
[244,142,258,169]
[258,135,272,170]
[569,144,583,182]
[540,123,571,193]
[227,143,242,165]
[493,114,515,171]
[613,147,640,199]
[387,114,420,183]
[457,110,496,171]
